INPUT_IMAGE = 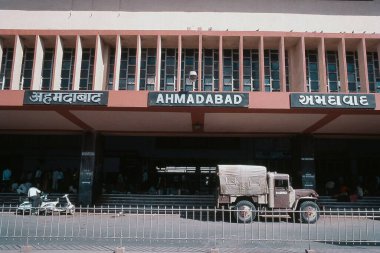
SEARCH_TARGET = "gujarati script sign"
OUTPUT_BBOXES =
[290,93,375,109]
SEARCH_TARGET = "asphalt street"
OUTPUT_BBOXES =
[0,210,379,253]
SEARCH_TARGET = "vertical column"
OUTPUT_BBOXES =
[155,35,161,91]
[113,35,122,90]
[176,35,182,91]
[198,34,202,91]
[135,35,141,90]
[293,37,307,92]
[218,36,223,91]
[238,36,244,91]
[292,135,316,190]
[11,35,24,90]
[78,132,97,206]
[279,36,286,92]
[102,40,110,90]
[357,38,369,93]
[32,35,44,90]
[318,38,327,92]
[377,43,380,72]
[73,35,83,90]
[258,36,265,91]
[0,39,3,74]
[52,36,63,90]
[338,38,348,92]
[93,35,106,90]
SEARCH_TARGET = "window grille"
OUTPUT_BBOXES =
[20,48,34,90]
[60,48,75,90]
[0,48,13,90]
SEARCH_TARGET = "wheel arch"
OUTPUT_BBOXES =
[294,197,318,210]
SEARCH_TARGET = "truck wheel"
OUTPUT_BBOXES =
[234,200,256,223]
[299,201,320,224]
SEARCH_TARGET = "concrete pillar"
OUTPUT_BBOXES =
[135,35,141,90]
[176,35,182,91]
[218,36,223,91]
[0,39,3,76]
[93,35,108,91]
[357,38,369,93]
[289,37,306,92]
[11,35,24,90]
[52,35,63,90]
[338,38,348,92]
[279,37,286,92]
[292,135,316,190]
[155,35,162,91]
[198,34,202,91]
[78,132,97,206]
[258,36,265,91]
[32,35,44,90]
[318,38,327,93]
[239,35,244,91]
[73,35,83,90]
[113,35,121,90]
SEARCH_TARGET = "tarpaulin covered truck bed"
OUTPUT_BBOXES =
[218,165,268,195]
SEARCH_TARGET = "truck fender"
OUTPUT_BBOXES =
[293,197,318,210]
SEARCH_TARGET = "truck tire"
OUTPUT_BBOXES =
[299,201,320,224]
[234,200,256,223]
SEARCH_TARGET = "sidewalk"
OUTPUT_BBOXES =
[1,241,379,253]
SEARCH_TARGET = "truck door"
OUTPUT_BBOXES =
[273,179,290,208]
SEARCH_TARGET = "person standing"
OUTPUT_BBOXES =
[2,167,12,192]
[27,185,41,214]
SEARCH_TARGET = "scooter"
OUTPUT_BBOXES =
[16,193,75,215]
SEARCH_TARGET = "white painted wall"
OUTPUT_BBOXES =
[0,0,379,33]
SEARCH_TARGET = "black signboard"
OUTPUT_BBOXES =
[290,93,376,109]
[148,92,249,107]
[24,91,108,106]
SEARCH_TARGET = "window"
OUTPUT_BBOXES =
[119,48,136,90]
[367,52,380,93]
[275,179,288,188]
[40,48,55,90]
[346,51,360,92]
[306,50,319,92]
[0,48,13,90]
[326,51,340,92]
[60,48,75,90]
[181,49,198,91]
[160,48,178,91]
[107,48,115,90]
[20,48,34,90]
[264,50,280,92]
[242,49,259,91]
[223,49,239,91]
[79,48,95,90]
[139,48,156,91]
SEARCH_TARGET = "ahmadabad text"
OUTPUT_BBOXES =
[155,93,244,105]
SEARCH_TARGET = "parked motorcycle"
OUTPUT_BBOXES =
[16,193,75,215]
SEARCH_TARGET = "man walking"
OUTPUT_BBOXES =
[27,185,41,214]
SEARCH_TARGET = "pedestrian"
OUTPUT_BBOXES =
[2,167,12,191]
[27,185,42,214]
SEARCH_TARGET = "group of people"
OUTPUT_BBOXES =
[324,176,380,202]
[1,167,78,195]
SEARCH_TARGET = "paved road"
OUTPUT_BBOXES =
[0,210,379,252]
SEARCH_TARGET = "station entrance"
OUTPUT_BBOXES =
[0,134,379,204]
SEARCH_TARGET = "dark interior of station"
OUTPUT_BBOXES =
[0,134,379,200]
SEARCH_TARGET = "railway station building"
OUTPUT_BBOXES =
[0,0,380,204]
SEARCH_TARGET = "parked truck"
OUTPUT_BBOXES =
[216,165,320,223]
